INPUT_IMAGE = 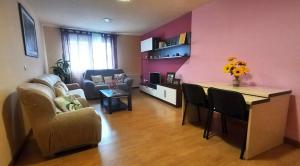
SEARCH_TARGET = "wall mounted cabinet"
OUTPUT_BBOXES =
[141,32,191,60]
[141,38,154,52]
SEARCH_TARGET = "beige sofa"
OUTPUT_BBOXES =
[17,76,101,157]
[32,74,85,98]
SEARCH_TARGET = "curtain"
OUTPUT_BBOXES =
[60,28,118,83]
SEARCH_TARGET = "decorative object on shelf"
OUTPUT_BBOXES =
[51,59,71,83]
[158,41,165,48]
[178,32,187,44]
[166,72,175,84]
[173,78,181,86]
[223,57,249,87]
[18,3,38,58]
[143,79,148,85]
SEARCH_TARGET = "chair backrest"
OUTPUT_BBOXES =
[18,83,57,127]
[182,83,207,106]
[31,74,61,90]
[207,87,248,121]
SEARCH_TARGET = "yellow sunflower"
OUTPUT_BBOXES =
[232,67,244,77]
[223,63,233,73]
[237,61,247,66]
[240,66,249,73]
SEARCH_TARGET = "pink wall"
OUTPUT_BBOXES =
[141,12,192,81]
[177,0,300,141]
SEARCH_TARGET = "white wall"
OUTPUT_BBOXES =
[0,0,47,165]
[117,35,141,86]
[43,26,63,72]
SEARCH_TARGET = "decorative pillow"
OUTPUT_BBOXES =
[103,76,113,83]
[91,75,104,83]
[60,81,69,91]
[54,81,69,97]
[54,86,67,97]
[114,73,126,83]
[54,95,83,112]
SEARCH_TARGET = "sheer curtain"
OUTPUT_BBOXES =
[60,28,117,83]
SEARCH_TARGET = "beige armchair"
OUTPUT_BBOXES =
[17,83,101,157]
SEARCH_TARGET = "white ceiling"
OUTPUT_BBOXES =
[28,0,209,35]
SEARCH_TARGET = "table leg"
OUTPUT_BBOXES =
[108,98,112,114]
[100,94,103,107]
[128,94,132,111]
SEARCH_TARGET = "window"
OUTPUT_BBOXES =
[61,29,117,82]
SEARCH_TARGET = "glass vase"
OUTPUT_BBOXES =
[232,77,240,87]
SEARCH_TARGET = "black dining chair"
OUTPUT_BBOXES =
[181,83,208,126]
[204,87,249,159]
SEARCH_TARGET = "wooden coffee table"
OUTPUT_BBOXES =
[99,89,132,114]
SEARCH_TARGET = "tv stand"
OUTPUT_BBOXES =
[139,84,182,107]
[148,83,157,89]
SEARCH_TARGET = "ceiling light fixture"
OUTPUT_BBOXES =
[117,0,131,2]
[103,18,112,23]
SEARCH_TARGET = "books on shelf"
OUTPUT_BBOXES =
[178,32,187,44]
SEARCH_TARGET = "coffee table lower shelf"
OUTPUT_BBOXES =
[99,89,132,114]
[101,98,131,114]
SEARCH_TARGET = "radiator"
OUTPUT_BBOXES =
[127,74,140,88]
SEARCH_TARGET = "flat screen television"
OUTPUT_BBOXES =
[149,72,161,84]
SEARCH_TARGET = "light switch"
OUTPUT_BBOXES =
[24,65,27,71]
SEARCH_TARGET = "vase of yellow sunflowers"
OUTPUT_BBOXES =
[223,57,249,87]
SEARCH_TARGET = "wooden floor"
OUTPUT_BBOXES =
[15,89,300,166]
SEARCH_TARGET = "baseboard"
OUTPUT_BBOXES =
[284,137,300,147]
[8,130,32,166]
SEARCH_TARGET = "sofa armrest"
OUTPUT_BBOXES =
[52,107,101,143]
[83,79,95,87]
[66,83,81,90]
[82,80,100,100]
[124,77,133,88]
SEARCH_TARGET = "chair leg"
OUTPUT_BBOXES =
[207,111,213,139]
[203,110,209,138]
[240,122,248,160]
[182,102,188,125]
[204,110,213,139]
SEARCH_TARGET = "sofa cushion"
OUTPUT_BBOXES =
[54,81,69,97]
[56,81,69,91]
[91,75,104,83]
[54,95,83,112]
[103,76,113,84]
[67,89,86,99]
[84,69,124,81]
[116,83,129,91]
[95,84,110,91]
[54,86,67,97]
